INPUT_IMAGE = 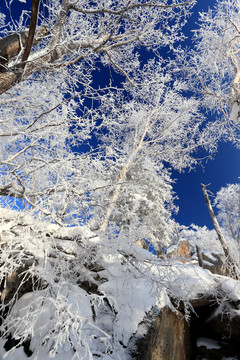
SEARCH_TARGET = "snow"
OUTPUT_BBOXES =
[202,260,214,268]
[0,214,237,360]
[4,284,106,359]
[0,340,75,360]
[220,278,240,302]
[0,229,219,360]
[0,0,240,357]
[99,259,169,348]
[166,244,177,256]
[201,249,220,263]
[156,262,218,300]
[0,340,27,360]
[196,337,221,349]
[0,258,221,360]
[230,102,240,122]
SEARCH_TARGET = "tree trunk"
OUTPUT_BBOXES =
[196,245,203,268]
[201,184,240,279]
[98,161,131,232]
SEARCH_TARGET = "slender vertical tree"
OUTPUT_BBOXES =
[214,183,240,243]
[202,184,240,279]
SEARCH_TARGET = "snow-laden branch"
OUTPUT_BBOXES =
[201,184,240,280]
[0,0,195,94]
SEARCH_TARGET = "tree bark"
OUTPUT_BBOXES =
[98,161,131,232]
[196,245,203,268]
[0,0,44,94]
[20,0,40,70]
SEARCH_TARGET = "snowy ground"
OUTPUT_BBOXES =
[0,208,240,359]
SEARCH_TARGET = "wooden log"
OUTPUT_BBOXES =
[0,31,29,72]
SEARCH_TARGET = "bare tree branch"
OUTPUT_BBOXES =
[201,183,240,279]
[20,0,40,71]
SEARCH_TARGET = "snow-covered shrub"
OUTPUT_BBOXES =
[0,208,220,360]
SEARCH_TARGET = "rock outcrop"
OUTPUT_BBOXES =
[134,291,240,360]
[206,303,240,341]
[134,306,191,360]
[167,239,191,262]
[196,248,225,275]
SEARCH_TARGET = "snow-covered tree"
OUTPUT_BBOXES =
[98,160,177,249]
[0,0,223,233]
[189,0,240,145]
[0,0,238,358]
[175,223,222,253]
[214,183,240,243]
[187,0,240,273]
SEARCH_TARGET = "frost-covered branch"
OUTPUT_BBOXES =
[0,0,196,94]
[201,184,240,279]
[189,0,240,140]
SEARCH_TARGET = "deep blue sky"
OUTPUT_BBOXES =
[171,0,240,229]
[173,143,239,229]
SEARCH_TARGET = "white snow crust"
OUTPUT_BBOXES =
[0,212,237,360]
[220,278,240,302]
